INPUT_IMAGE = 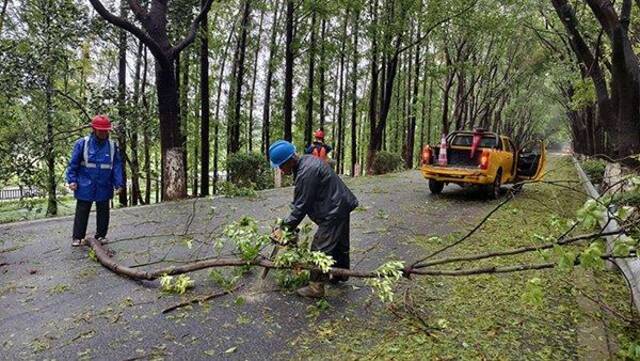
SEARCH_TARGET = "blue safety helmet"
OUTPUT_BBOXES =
[268,140,296,168]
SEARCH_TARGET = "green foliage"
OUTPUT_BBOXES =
[370,151,405,175]
[620,341,640,360]
[222,216,270,261]
[367,260,405,303]
[87,248,97,262]
[580,158,607,185]
[580,241,606,270]
[226,152,274,190]
[576,199,607,229]
[159,274,194,294]
[209,269,242,292]
[219,182,258,198]
[569,79,596,111]
[274,269,310,290]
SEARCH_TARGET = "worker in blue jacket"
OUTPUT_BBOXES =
[66,115,125,247]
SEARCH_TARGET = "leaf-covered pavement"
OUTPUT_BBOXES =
[0,156,633,360]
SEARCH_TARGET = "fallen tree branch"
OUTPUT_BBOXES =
[409,193,515,268]
[162,283,244,314]
[414,227,628,269]
[86,237,590,282]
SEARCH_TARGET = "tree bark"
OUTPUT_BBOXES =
[117,1,128,207]
[130,40,144,206]
[366,0,379,173]
[584,0,640,157]
[142,47,151,204]
[262,0,282,159]
[319,18,327,129]
[213,22,237,193]
[228,0,252,156]
[304,4,317,147]
[88,0,215,201]
[405,25,419,169]
[248,5,265,153]
[45,76,57,216]
[283,0,295,142]
[336,12,348,174]
[350,10,359,176]
[199,0,210,196]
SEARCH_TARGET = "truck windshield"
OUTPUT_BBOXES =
[450,135,498,148]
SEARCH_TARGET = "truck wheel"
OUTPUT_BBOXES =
[489,170,502,199]
[429,180,444,194]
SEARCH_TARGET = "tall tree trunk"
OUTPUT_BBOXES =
[262,0,282,159]
[304,4,317,147]
[88,0,216,201]
[199,0,210,196]
[228,0,252,156]
[283,0,294,142]
[248,6,265,152]
[366,0,379,173]
[350,10,359,176]
[45,76,57,216]
[130,40,144,206]
[117,1,128,207]
[213,23,237,193]
[336,12,348,174]
[179,50,190,187]
[405,25,419,169]
[142,47,151,205]
[319,18,327,129]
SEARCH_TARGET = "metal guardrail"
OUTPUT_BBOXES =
[573,156,640,314]
[0,187,43,201]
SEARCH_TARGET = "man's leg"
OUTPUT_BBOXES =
[72,200,92,245]
[329,215,350,283]
[95,200,110,240]
[296,223,334,298]
[331,214,350,270]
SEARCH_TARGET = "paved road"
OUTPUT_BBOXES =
[0,171,496,360]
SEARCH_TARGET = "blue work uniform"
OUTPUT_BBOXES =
[66,134,125,202]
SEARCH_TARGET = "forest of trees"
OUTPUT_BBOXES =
[1,0,639,215]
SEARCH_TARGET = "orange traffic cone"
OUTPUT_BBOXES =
[438,134,448,166]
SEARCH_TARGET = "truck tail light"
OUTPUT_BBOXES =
[479,150,490,170]
[421,146,432,165]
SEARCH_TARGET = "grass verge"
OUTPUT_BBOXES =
[292,156,638,360]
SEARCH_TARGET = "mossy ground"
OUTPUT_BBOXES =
[292,156,638,360]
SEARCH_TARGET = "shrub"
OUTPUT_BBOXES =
[370,151,405,175]
[226,152,273,190]
[218,182,258,198]
[580,158,607,185]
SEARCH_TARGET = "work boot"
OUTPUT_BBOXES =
[296,282,325,298]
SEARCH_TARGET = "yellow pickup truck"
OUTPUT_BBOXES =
[420,130,546,198]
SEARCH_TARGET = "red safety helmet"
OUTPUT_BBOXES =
[91,115,112,131]
[314,129,325,140]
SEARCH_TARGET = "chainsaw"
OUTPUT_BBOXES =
[260,227,299,279]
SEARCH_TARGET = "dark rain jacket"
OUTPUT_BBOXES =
[283,155,358,229]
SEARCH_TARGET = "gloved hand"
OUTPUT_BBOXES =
[270,227,299,246]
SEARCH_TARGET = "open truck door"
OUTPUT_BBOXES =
[516,140,546,181]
